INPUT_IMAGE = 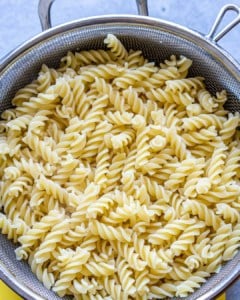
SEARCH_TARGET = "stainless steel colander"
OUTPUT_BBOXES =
[0,1,240,299]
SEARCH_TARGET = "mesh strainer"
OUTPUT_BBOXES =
[0,1,240,299]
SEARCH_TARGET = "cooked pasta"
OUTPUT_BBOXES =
[0,34,239,299]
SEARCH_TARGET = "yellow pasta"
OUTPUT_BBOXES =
[0,34,239,299]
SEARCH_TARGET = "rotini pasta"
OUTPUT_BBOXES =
[0,34,239,300]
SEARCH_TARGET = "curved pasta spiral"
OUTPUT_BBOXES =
[176,271,209,297]
[105,111,133,125]
[206,146,226,185]
[183,158,206,198]
[141,175,171,202]
[149,283,177,299]
[182,114,223,131]
[34,218,70,264]
[94,143,111,188]
[122,87,147,116]
[220,112,240,142]
[111,241,147,271]
[81,121,112,159]
[102,277,128,300]
[165,159,196,190]
[53,247,90,296]
[37,175,78,207]
[182,126,217,147]
[95,78,125,112]
[104,153,126,193]
[166,127,188,161]
[222,224,240,261]
[79,64,123,83]
[75,49,115,66]
[144,66,180,88]
[89,220,132,242]
[147,88,193,107]
[121,170,135,196]
[16,209,64,259]
[166,77,204,93]
[6,115,33,132]
[182,199,222,230]
[104,34,128,60]
[135,126,150,169]
[126,49,145,68]
[52,154,79,185]
[12,82,39,106]
[113,63,157,89]
[197,89,217,112]
[0,214,28,243]
[28,253,55,290]
[221,147,240,184]
[216,203,239,223]
[207,224,232,273]
[87,193,115,218]
[116,258,136,295]
[171,221,205,255]
[23,133,59,164]
[149,218,195,246]
[133,234,168,270]
[70,183,100,226]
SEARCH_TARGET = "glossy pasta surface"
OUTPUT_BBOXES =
[0,34,240,299]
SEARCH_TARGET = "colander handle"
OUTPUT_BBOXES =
[206,4,240,42]
[38,0,148,31]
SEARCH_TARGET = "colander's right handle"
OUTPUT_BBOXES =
[206,4,240,42]
[38,0,148,31]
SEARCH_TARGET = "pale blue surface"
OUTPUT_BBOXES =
[0,0,240,299]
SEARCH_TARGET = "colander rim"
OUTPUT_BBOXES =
[0,13,239,300]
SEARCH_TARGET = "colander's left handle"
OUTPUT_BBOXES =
[38,0,148,31]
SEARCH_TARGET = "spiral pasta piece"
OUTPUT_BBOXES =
[165,159,196,190]
[90,220,132,243]
[28,253,55,290]
[37,175,78,207]
[34,218,70,264]
[149,218,195,246]
[104,34,128,60]
[75,49,115,66]
[166,77,205,93]
[123,87,147,117]
[102,277,128,300]
[220,112,240,142]
[0,214,28,243]
[16,209,64,259]
[206,146,226,185]
[111,241,147,271]
[113,63,157,89]
[182,199,222,230]
[53,247,90,296]
[166,127,188,161]
[222,224,240,261]
[176,271,209,297]
[197,89,217,112]
[70,183,100,226]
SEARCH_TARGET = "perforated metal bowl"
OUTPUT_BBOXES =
[0,1,240,299]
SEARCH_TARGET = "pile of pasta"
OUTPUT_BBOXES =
[0,34,240,299]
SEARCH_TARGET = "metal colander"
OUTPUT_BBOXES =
[0,1,240,299]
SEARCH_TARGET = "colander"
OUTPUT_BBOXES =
[0,0,240,299]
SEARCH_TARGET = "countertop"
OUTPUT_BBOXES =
[0,0,239,299]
